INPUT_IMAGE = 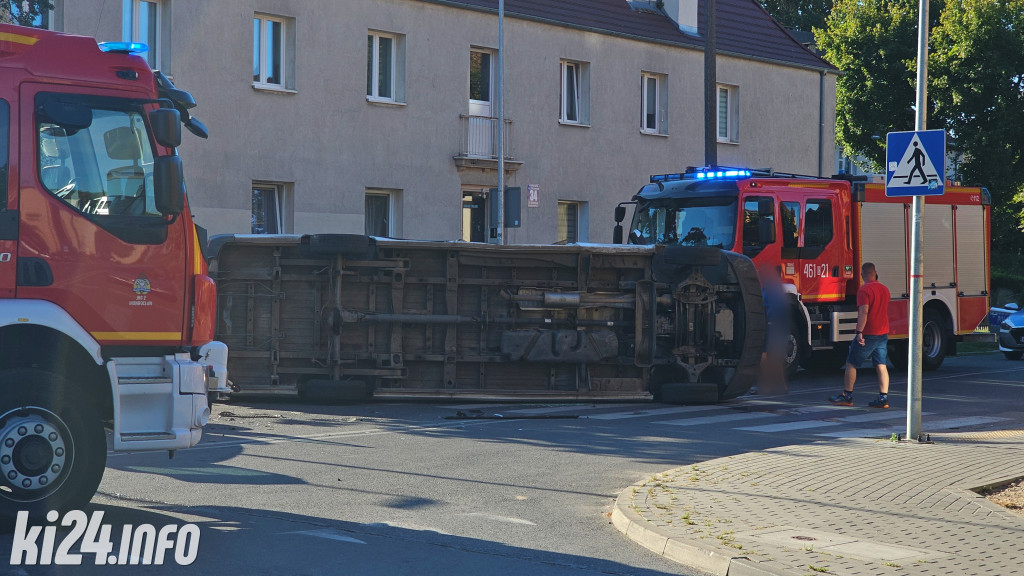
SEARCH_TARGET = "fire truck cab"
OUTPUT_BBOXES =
[616,167,991,376]
[0,25,228,518]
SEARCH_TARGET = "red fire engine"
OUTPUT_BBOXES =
[615,167,991,376]
[0,25,228,516]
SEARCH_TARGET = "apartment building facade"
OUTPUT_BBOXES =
[54,0,837,244]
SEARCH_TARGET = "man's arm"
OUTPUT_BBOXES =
[855,304,869,344]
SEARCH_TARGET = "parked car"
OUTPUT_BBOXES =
[991,303,1024,360]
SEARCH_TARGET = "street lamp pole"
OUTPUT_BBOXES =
[907,0,929,440]
[495,0,505,245]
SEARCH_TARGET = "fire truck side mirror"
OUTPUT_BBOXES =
[149,109,182,148]
[614,205,627,223]
[154,155,185,216]
[613,225,623,244]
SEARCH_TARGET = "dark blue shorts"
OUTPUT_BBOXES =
[846,334,888,367]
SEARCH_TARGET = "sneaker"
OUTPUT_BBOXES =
[829,391,854,406]
[868,396,889,409]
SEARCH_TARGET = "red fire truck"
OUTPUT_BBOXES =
[615,167,991,376]
[0,25,228,517]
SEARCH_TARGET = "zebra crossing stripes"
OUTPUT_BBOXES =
[653,404,838,427]
[736,410,934,433]
[813,416,1009,438]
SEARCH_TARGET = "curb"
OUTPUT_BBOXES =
[611,481,794,576]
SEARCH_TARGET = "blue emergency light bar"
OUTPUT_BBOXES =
[650,168,752,183]
[98,42,149,55]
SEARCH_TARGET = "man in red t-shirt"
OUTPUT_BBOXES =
[829,263,891,408]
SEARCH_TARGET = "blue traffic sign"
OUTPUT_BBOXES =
[885,130,945,196]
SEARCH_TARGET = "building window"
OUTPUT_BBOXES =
[717,84,738,143]
[641,72,668,135]
[365,189,402,237]
[252,183,288,234]
[367,32,406,103]
[560,60,590,125]
[12,0,61,30]
[253,14,294,89]
[122,0,163,69]
[557,201,587,244]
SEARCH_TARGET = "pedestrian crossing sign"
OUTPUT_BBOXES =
[885,129,945,197]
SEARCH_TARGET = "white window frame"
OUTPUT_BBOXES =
[641,72,668,135]
[717,84,739,143]
[253,14,291,89]
[557,200,588,244]
[367,31,406,104]
[122,0,162,70]
[365,189,402,238]
[251,182,291,234]
[560,60,590,126]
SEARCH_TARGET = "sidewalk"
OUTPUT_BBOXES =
[613,429,1024,576]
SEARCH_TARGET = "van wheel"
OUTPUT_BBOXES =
[0,370,106,520]
[922,309,949,371]
[1005,351,1024,361]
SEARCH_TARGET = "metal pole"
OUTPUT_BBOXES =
[907,0,929,441]
[495,0,505,245]
[703,0,717,168]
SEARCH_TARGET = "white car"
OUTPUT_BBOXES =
[991,303,1024,360]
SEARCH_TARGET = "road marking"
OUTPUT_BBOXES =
[586,405,721,420]
[738,411,934,433]
[814,416,1010,438]
[461,513,536,526]
[287,529,367,544]
[655,405,841,427]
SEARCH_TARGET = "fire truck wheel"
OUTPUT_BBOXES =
[783,325,805,380]
[0,370,107,521]
[922,309,949,371]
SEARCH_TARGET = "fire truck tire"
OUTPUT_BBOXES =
[0,369,106,521]
[922,309,949,371]
[783,323,805,380]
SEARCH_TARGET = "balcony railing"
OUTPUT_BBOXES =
[458,114,516,161]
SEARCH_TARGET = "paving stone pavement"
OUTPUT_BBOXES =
[613,431,1024,576]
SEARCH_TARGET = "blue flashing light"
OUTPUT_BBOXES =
[98,41,149,55]
[651,168,752,184]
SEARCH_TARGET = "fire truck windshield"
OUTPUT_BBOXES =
[629,196,737,249]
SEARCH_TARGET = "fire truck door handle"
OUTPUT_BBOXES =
[832,266,839,278]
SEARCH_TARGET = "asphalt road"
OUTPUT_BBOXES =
[3,352,1022,576]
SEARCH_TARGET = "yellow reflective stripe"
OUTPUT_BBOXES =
[0,32,39,45]
[802,294,844,300]
[193,231,203,275]
[92,332,181,341]
[787,183,831,188]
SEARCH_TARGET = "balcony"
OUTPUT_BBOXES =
[454,114,522,173]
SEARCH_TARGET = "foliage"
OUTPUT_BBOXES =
[815,0,940,172]
[758,0,831,32]
[0,1,54,27]
[930,0,1024,256]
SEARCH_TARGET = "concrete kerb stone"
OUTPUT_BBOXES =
[611,479,769,576]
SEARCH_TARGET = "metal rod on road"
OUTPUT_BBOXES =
[908,0,929,441]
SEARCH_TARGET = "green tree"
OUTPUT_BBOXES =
[930,0,1024,255]
[0,1,54,27]
[815,0,934,172]
[759,0,831,32]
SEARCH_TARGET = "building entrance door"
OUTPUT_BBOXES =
[462,190,487,243]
